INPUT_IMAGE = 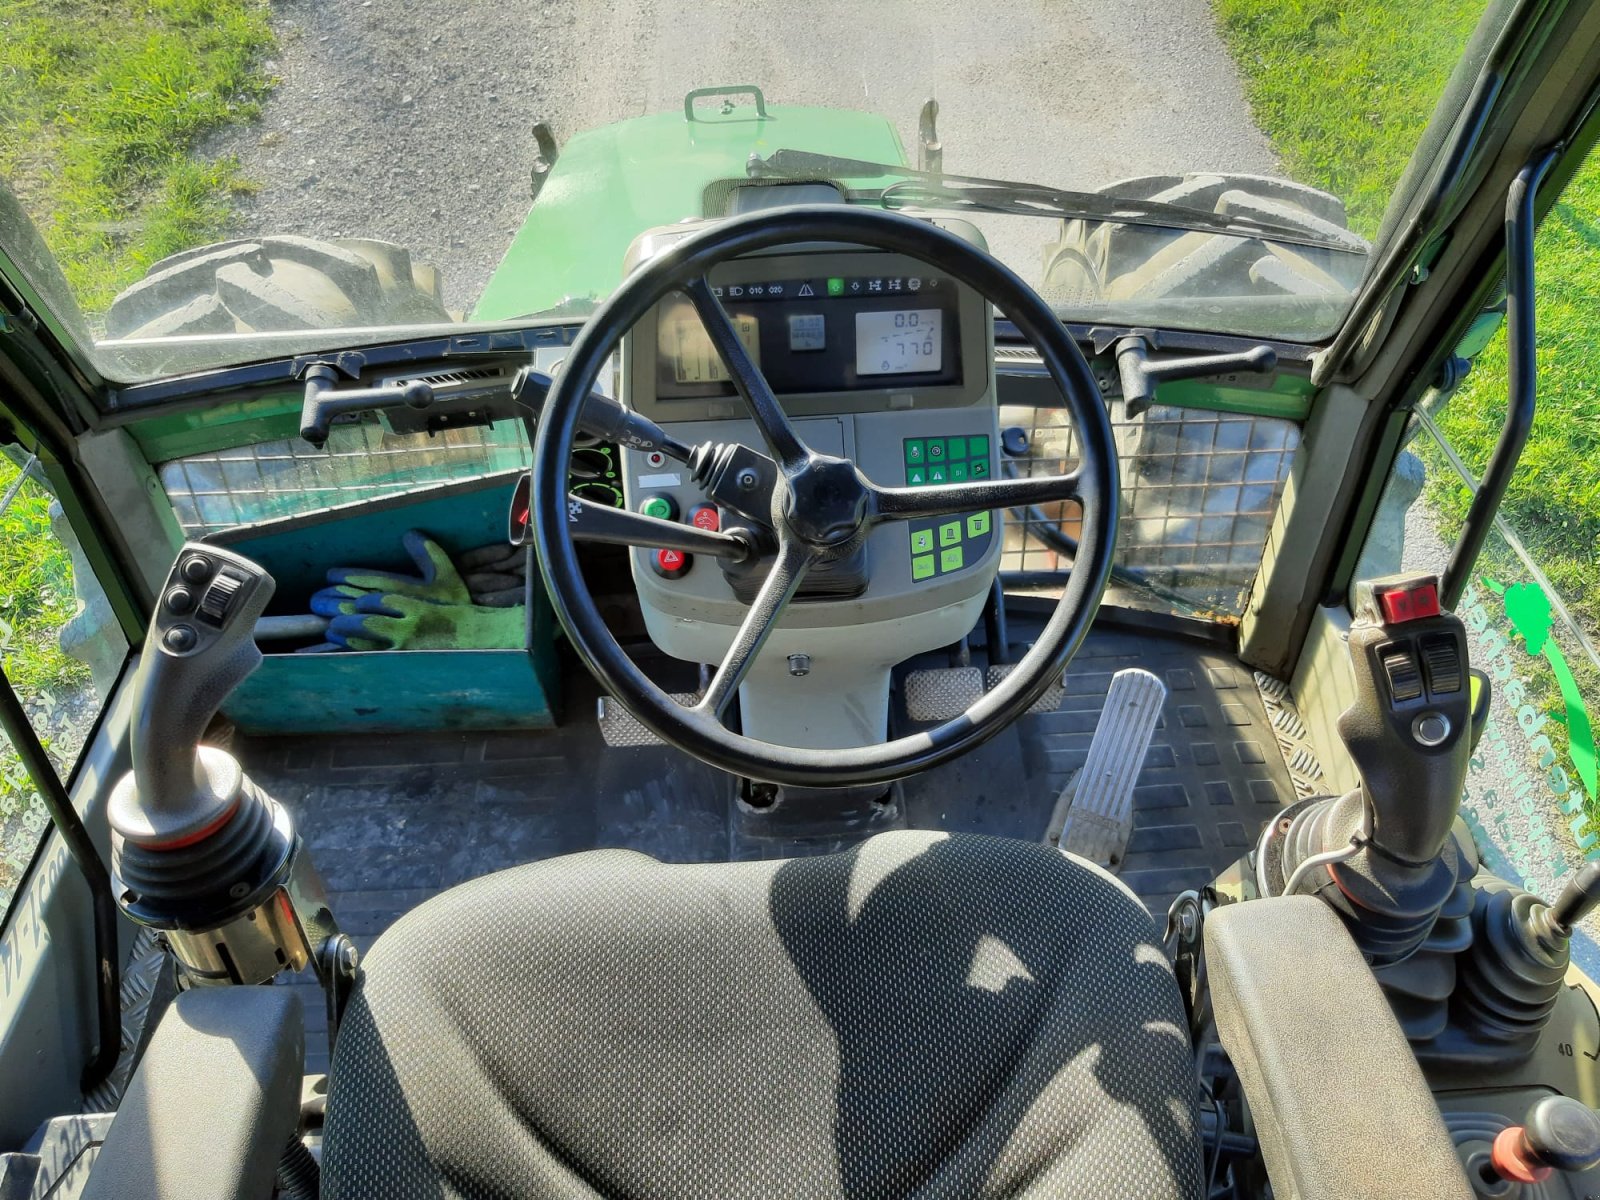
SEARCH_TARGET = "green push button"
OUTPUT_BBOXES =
[929,465,947,483]
[946,436,967,461]
[907,466,927,486]
[940,545,965,572]
[639,494,676,521]
[969,434,990,458]
[967,511,991,538]
[950,462,968,481]
[926,439,946,462]
[969,458,990,479]
[911,528,935,554]
[938,520,962,548]
[905,439,926,465]
[912,554,936,581]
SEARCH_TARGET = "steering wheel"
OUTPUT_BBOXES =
[532,206,1118,787]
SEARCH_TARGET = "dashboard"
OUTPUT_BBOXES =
[617,239,1002,747]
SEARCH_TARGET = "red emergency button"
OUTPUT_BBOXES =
[651,548,692,579]
[1376,580,1440,624]
[689,505,720,532]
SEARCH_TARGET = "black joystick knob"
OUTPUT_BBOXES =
[1550,860,1600,933]
[1492,1096,1600,1182]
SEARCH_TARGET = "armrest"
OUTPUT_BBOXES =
[82,986,303,1200]
[1206,896,1472,1200]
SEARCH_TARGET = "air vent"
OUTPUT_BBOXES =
[376,363,515,398]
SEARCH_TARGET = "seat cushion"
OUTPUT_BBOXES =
[323,830,1202,1199]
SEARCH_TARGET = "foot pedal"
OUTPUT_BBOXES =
[1049,668,1167,868]
[596,694,699,747]
[903,664,1065,722]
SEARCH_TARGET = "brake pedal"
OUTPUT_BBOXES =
[1048,668,1167,869]
[596,694,699,747]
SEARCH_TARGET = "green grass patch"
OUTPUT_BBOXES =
[0,0,276,312]
[1212,0,1487,238]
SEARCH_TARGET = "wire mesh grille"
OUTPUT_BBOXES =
[161,400,1297,618]
[999,399,1298,615]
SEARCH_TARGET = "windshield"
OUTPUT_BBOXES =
[2,0,1501,384]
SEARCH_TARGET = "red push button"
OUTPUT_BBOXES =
[1376,581,1440,624]
[689,505,720,532]
[652,548,691,579]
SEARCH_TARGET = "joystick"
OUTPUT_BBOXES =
[108,545,346,995]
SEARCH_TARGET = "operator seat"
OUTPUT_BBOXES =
[322,830,1204,1198]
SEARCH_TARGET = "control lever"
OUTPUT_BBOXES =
[300,363,434,448]
[511,366,694,460]
[1488,1096,1600,1184]
[112,545,275,845]
[109,545,346,1019]
[1113,334,1276,417]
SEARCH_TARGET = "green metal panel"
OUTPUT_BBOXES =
[474,101,907,322]
[127,391,303,462]
[211,471,559,733]
[1154,374,1316,421]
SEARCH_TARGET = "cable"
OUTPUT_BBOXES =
[1282,833,1364,897]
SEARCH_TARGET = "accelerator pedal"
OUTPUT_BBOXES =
[596,694,700,747]
[902,664,1066,723]
[1048,668,1167,868]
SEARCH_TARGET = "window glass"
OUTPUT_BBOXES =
[1353,144,1600,935]
[0,453,128,918]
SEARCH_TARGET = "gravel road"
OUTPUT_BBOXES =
[212,0,1276,310]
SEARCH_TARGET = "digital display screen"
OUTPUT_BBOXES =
[660,305,760,384]
[788,313,826,352]
[652,272,961,399]
[855,309,942,375]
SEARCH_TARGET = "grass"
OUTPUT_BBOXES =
[0,0,276,313]
[1213,0,1488,238]
[0,0,274,902]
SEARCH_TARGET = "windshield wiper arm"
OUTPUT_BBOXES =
[747,149,1361,254]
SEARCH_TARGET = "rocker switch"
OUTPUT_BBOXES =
[1381,649,1424,703]
[198,570,245,624]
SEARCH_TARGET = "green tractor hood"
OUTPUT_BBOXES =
[473,88,908,321]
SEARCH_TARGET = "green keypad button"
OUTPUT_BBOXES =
[950,463,968,481]
[926,440,946,461]
[911,528,935,554]
[938,520,963,547]
[969,435,990,458]
[969,458,990,479]
[912,554,936,581]
[940,545,965,572]
[907,466,927,486]
[905,439,926,465]
[945,437,966,461]
[929,465,947,483]
[967,511,991,538]
[639,495,675,521]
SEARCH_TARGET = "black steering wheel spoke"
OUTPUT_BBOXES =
[681,275,810,471]
[694,538,815,720]
[869,470,1082,523]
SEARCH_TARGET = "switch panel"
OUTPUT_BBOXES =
[904,434,995,582]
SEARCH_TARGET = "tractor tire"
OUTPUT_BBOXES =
[106,235,451,339]
[1042,172,1369,304]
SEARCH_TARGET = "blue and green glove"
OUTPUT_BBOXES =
[324,590,525,651]
[304,530,527,651]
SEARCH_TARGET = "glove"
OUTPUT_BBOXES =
[311,530,472,618]
[456,541,528,608]
[324,591,526,651]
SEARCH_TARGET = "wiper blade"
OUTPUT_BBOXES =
[747,149,1363,254]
